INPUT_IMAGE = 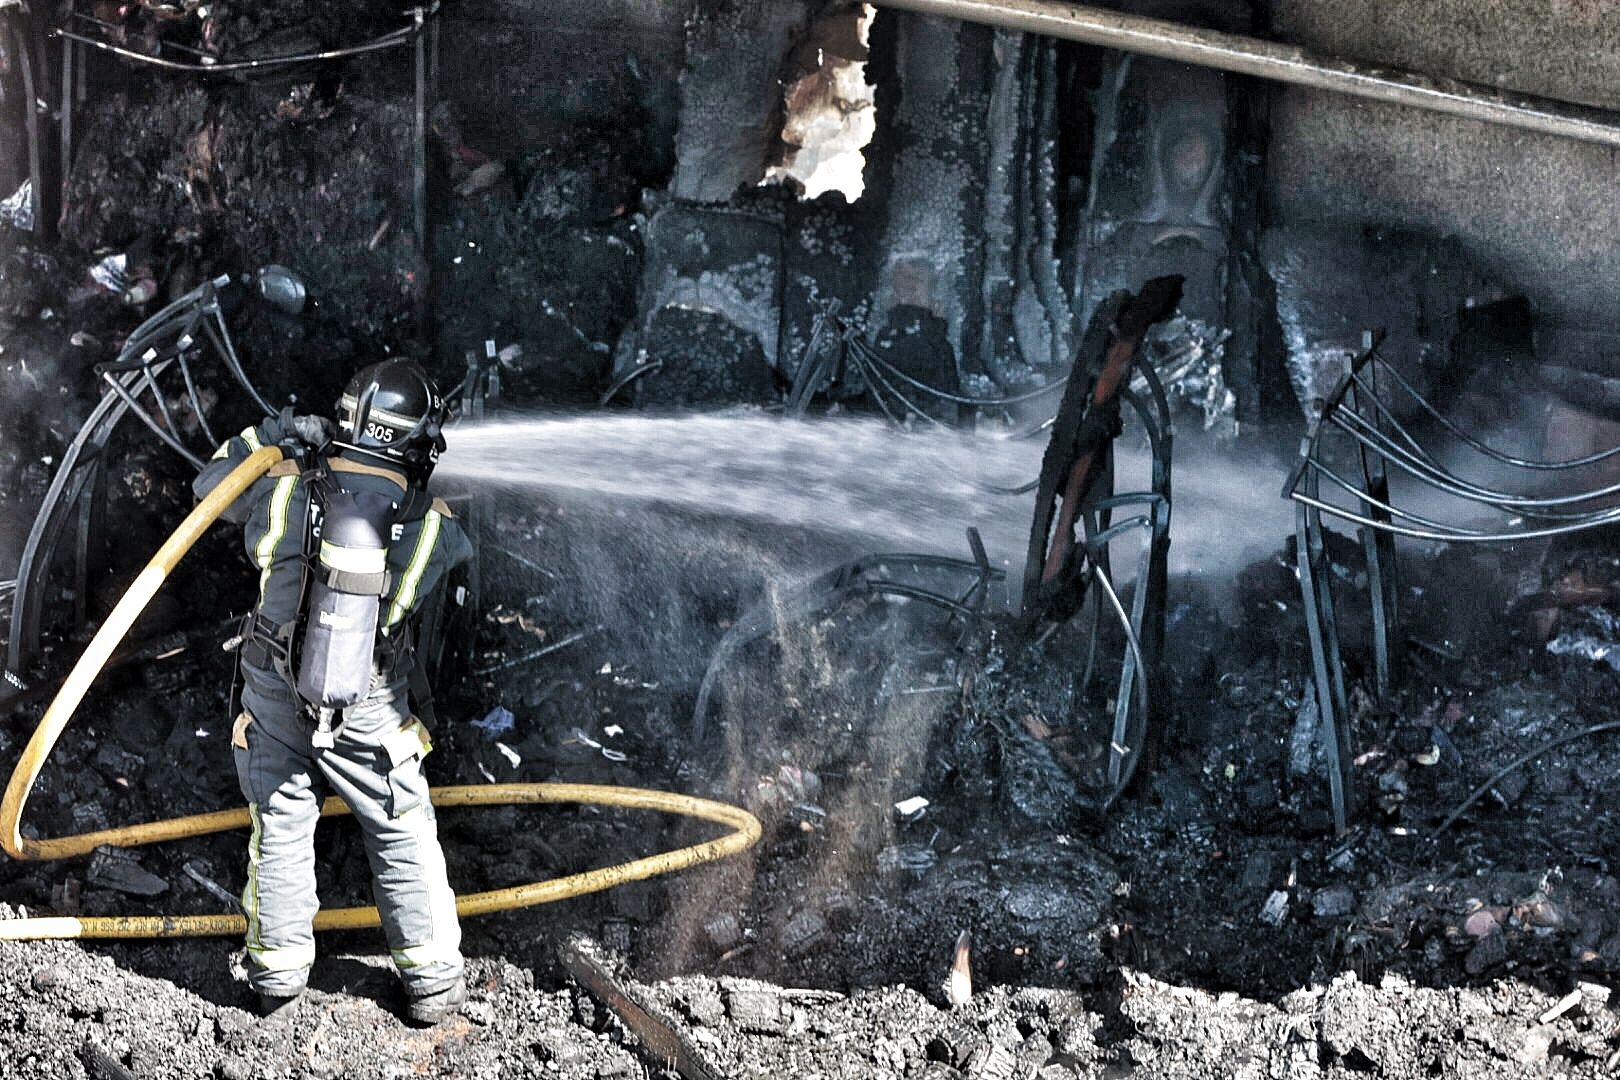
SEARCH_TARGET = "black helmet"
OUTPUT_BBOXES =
[334,359,447,481]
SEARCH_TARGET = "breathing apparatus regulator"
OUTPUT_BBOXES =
[292,360,448,746]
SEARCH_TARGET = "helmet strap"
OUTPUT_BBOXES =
[350,380,381,444]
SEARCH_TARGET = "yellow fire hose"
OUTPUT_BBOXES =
[0,446,761,940]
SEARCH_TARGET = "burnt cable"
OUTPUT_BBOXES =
[1432,720,1620,838]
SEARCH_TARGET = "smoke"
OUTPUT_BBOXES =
[1110,426,1297,582]
[442,413,1300,810]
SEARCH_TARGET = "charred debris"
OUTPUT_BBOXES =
[3,0,1620,1077]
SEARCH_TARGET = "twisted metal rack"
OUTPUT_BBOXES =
[1020,279,1179,805]
[1283,330,1620,832]
[3,276,270,692]
[2,283,503,702]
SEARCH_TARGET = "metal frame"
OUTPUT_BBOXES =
[2,276,272,697]
[1085,376,1172,805]
[691,529,1003,746]
[3,286,502,704]
[1020,278,1180,807]
[871,0,1620,151]
[6,3,46,236]
[1283,330,1620,833]
[775,287,1175,807]
[785,299,1072,423]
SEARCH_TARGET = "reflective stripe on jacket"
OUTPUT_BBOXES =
[193,425,473,660]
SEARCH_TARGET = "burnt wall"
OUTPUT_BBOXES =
[1266,0,1620,353]
[439,0,686,164]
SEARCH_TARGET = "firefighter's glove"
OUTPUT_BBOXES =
[268,406,335,453]
[290,414,336,449]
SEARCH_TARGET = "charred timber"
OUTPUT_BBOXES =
[560,937,722,1080]
[872,0,1620,150]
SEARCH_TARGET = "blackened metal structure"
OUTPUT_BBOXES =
[3,287,497,704]
[785,299,1071,424]
[691,529,1003,747]
[1284,331,1620,833]
[1022,277,1179,805]
[4,3,46,236]
[3,275,270,696]
[872,0,1620,151]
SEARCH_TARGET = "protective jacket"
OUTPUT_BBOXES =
[195,420,473,705]
[193,418,472,1000]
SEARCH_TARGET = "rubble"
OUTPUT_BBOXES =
[0,179,31,231]
[1545,606,1620,670]
[85,847,169,898]
[3,470,1620,1075]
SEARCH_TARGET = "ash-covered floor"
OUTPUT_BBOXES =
[4,0,1620,1077]
[3,493,1619,1078]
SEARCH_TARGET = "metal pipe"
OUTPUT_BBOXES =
[100,367,206,469]
[1295,499,1350,834]
[14,19,43,234]
[1292,490,1620,543]
[1305,457,1499,536]
[1344,372,1439,466]
[1088,560,1151,808]
[71,13,216,59]
[1368,354,1620,470]
[598,360,664,406]
[173,338,219,448]
[201,304,275,417]
[412,10,427,259]
[1433,720,1620,838]
[51,25,412,75]
[870,0,1620,150]
[5,380,135,684]
[848,350,933,426]
[853,339,1069,407]
[1334,409,1620,512]
[411,6,429,332]
[59,30,73,228]
[137,349,184,445]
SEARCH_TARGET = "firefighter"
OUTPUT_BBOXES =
[194,359,473,1024]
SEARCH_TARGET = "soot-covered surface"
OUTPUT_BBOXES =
[2,488,1619,1078]
[3,5,1619,1073]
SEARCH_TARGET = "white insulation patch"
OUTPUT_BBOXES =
[765,5,877,201]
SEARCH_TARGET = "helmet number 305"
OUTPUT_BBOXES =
[364,421,398,443]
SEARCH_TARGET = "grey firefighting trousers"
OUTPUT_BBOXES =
[232,675,463,998]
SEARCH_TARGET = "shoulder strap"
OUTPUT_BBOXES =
[301,454,342,516]
[393,488,434,526]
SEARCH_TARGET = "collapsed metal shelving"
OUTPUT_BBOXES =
[699,279,1181,809]
[3,275,269,693]
[1,284,502,703]
[1284,331,1620,833]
